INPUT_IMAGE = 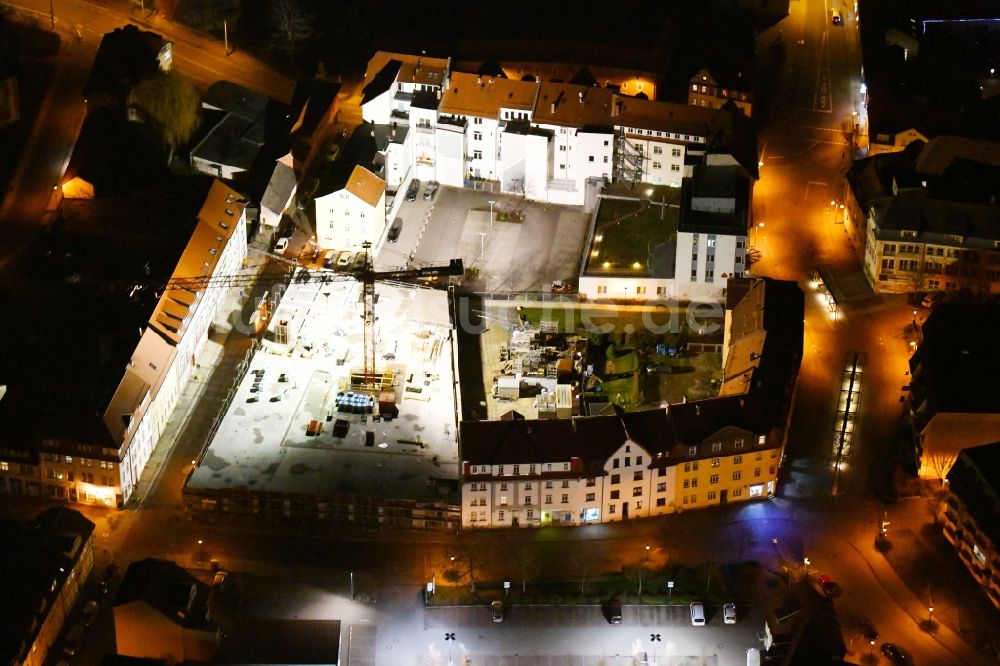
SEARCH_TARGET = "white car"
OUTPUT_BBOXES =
[274,237,290,254]
[723,602,737,624]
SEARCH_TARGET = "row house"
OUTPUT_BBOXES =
[356,51,755,208]
[460,404,782,528]
[461,277,802,528]
[688,68,753,117]
[0,181,249,507]
[941,442,1000,611]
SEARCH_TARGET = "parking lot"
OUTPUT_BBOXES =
[376,185,591,293]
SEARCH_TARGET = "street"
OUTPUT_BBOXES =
[1,0,998,664]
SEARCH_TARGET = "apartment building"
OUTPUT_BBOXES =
[909,303,1000,480]
[460,277,802,528]
[355,51,756,207]
[0,181,249,507]
[578,164,751,303]
[941,441,1000,611]
[846,136,1000,294]
[0,508,95,666]
[688,68,753,116]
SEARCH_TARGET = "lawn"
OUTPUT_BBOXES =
[586,191,680,271]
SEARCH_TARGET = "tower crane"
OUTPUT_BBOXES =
[161,241,463,387]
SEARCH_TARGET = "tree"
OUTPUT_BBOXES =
[268,0,315,55]
[130,70,200,155]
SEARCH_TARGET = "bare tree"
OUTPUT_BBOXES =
[268,0,315,54]
[130,70,200,157]
[925,447,957,486]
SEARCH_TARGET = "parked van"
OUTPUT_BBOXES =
[405,179,421,202]
[690,602,706,626]
[746,647,761,666]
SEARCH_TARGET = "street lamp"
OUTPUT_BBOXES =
[445,632,456,665]
[650,633,661,665]
[666,581,674,599]
[479,232,486,264]
[645,544,651,562]
[754,221,764,247]
[488,200,496,232]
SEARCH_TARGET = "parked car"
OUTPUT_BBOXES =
[859,619,878,642]
[274,237,290,254]
[880,642,910,664]
[322,251,337,269]
[423,180,439,200]
[551,280,573,294]
[81,600,98,626]
[604,599,623,624]
[817,574,837,596]
[490,600,503,623]
[723,602,737,625]
[405,179,421,202]
[921,291,942,308]
[387,217,403,242]
[336,251,353,267]
[212,571,228,591]
[831,8,842,24]
[690,602,706,626]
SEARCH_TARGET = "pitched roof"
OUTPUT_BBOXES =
[344,164,385,207]
[84,25,164,99]
[440,71,539,117]
[113,558,213,630]
[149,180,245,344]
[915,135,1000,175]
[532,82,614,128]
[361,59,401,104]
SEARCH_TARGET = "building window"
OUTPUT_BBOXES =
[473,131,482,140]
[561,480,570,488]
[500,482,508,490]
[473,150,483,159]
[589,156,595,162]
[586,493,596,501]
[524,482,531,489]
[657,482,666,492]
[524,496,532,504]
[636,455,642,465]
[498,511,504,520]
[692,461,699,471]
[545,495,552,503]
[710,474,719,484]
[609,504,616,514]
[656,497,666,507]
[688,446,697,456]
[500,495,508,505]
[513,465,520,474]
[526,510,534,519]
[734,455,742,464]
[611,490,620,499]
[683,479,690,489]
[671,164,680,172]
[632,486,642,497]
[733,471,742,480]
[597,285,607,294]
[708,491,717,500]
[653,145,663,155]
[754,468,761,477]
[691,478,698,487]
[633,471,643,481]
[561,494,569,503]
[612,458,619,468]
[586,478,596,487]
[652,162,662,169]
[671,148,681,157]
[611,474,620,484]
[711,457,720,467]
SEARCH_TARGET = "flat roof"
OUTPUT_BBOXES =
[186,278,459,500]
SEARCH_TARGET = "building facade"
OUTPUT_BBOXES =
[941,442,1000,611]
[461,277,802,528]
[0,181,249,507]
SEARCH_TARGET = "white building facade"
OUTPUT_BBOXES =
[314,165,386,251]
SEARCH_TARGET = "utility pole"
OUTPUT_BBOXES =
[223,20,230,55]
[49,0,54,29]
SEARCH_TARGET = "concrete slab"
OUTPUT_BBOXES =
[187,277,460,501]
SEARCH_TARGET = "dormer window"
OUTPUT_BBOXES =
[225,208,234,216]
[209,248,217,255]
[220,221,229,229]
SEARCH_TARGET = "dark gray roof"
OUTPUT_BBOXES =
[361,59,401,104]
[678,165,752,236]
[910,303,1000,418]
[190,113,264,174]
[83,25,164,100]
[202,80,268,121]
[219,619,341,664]
[0,509,95,666]
[113,558,214,630]
[313,124,379,199]
[872,190,1000,248]
[411,90,440,111]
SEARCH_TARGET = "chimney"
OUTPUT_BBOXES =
[551,102,555,114]
[695,404,700,416]
[477,75,482,85]
[579,91,584,103]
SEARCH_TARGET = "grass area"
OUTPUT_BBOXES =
[517,306,692,336]
[587,374,638,406]
[427,561,761,607]
[587,192,680,271]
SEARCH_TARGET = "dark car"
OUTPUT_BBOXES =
[387,217,403,242]
[880,642,910,664]
[859,619,878,642]
[81,600,98,626]
[604,599,623,624]
[405,179,421,202]
[490,600,503,622]
[423,180,439,200]
[817,574,837,596]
